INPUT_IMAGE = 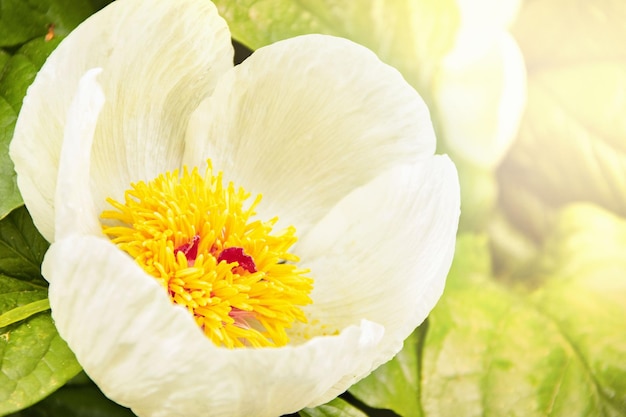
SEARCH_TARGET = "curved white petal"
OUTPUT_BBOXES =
[44,236,385,417]
[435,32,527,168]
[185,34,436,233]
[10,0,233,242]
[292,155,460,403]
[54,69,105,241]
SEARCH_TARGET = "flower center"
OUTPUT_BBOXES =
[100,161,313,348]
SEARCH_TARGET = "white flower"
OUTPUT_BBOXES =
[10,0,459,416]
[434,0,527,168]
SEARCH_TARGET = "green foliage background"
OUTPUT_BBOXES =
[1,0,625,416]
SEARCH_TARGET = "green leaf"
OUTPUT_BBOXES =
[0,37,62,219]
[0,273,47,323]
[530,204,626,411]
[422,224,626,416]
[0,95,23,219]
[299,398,368,417]
[89,0,115,12]
[6,381,136,417]
[0,299,50,328]
[0,0,96,47]
[0,313,82,416]
[0,207,81,415]
[349,328,425,417]
[0,313,81,415]
[213,0,460,94]
[0,206,49,282]
[0,51,9,71]
[498,0,626,237]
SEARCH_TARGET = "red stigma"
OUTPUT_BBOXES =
[217,247,257,273]
[174,235,200,262]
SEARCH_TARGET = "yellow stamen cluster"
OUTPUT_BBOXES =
[101,162,313,348]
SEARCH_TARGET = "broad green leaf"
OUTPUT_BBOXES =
[0,51,9,70]
[89,0,116,12]
[0,208,81,415]
[299,398,367,417]
[213,0,460,94]
[0,38,62,219]
[0,96,22,219]
[498,0,626,237]
[0,206,49,282]
[6,381,135,417]
[0,273,47,325]
[422,220,626,416]
[0,299,50,328]
[349,328,425,417]
[422,267,595,416]
[530,204,626,411]
[0,313,82,416]
[0,0,95,47]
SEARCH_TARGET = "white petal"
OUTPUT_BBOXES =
[54,69,104,241]
[10,0,233,242]
[435,32,526,168]
[185,34,435,233]
[45,236,385,417]
[292,155,460,400]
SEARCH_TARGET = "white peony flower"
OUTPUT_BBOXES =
[10,0,460,416]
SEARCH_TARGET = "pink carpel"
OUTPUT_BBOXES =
[229,308,256,330]
[174,235,200,266]
[217,247,257,273]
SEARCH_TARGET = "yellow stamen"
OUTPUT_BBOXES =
[101,161,313,348]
